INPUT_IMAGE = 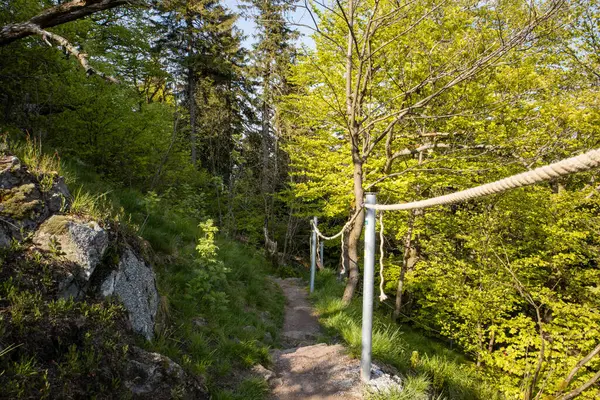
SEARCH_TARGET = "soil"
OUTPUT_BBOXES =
[269,278,363,400]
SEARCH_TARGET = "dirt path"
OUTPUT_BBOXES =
[269,278,363,400]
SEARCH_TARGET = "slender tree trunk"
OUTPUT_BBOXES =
[342,149,364,304]
[261,79,272,231]
[283,203,295,261]
[341,0,362,304]
[186,17,197,166]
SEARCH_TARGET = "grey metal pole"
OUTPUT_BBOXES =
[360,193,377,382]
[310,216,317,293]
[319,240,324,269]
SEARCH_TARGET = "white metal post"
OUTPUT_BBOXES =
[310,216,317,293]
[361,193,377,382]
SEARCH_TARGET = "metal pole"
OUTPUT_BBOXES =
[310,216,317,293]
[319,240,324,269]
[361,193,377,382]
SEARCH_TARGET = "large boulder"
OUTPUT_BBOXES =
[100,246,159,340]
[1,154,160,341]
[125,346,208,399]
[34,215,109,278]
[33,215,109,298]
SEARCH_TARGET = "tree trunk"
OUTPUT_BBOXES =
[342,150,364,304]
[186,17,197,166]
[341,0,360,304]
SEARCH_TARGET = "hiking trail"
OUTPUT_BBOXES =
[268,277,363,400]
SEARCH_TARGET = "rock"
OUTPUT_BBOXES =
[0,225,11,248]
[0,154,71,246]
[271,377,284,387]
[0,155,46,240]
[243,325,257,333]
[125,346,208,399]
[264,331,273,344]
[34,215,109,281]
[252,364,275,381]
[192,317,208,328]
[46,176,71,214]
[0,155,27,189]
[260,310,271,322]
[283,330,317,342]
[100,247,158,340]
[363,364,403,394]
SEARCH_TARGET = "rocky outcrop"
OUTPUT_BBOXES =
[125,346,208,399]
[0,153,205,398]
[100,247,158,340]
[0,153,159,340]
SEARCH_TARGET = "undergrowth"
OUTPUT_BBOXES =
[311,269,502,400]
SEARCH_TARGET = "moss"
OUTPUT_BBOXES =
[0,183,41,219]
[38,215,71,236]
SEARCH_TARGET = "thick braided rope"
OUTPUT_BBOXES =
[366,148,600,211]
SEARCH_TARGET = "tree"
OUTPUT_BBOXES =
[241,0,297,253]
[286,0,566,303]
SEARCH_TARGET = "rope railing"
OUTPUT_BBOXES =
[310,208,363,275]
[310,207,363,240]
[365,148,600,211]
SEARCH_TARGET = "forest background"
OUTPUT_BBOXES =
[0,0,599,399]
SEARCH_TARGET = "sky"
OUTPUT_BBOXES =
[222,0,316,49]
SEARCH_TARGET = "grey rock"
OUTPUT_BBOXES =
[0,155,24,189]
[264,331,274,344]
[192,317,208,328]
[0,225,11,248]
[363,364,403,394]
[260,310,271,322]
[252,364,275,381]
[125,346,207,399]
[0,154,71,247]
[100,247,158,340]
[46,176,71,214]
[34,215,109,281]
[0,156,46,242]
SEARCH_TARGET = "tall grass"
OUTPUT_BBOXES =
[311,270,502,400]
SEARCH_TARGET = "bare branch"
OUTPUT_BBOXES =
[26,24,118,83]
[0,0,135,45]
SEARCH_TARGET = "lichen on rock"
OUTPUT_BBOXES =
[34,215,109,280]
[100,246,159,340]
